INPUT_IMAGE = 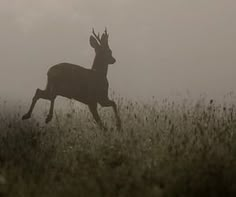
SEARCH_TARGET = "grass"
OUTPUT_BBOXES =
[0,96,236,197]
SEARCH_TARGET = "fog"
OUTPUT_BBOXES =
[0,0,236,103]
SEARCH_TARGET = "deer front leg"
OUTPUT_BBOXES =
[45,98,55,124]
[99,99,121,130]
[88,103,106,130]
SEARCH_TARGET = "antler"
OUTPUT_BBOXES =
[92,28,102,44]
[104,27,109,37]
[99,27,109,46]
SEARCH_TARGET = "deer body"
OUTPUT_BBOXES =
[22,29,121,130]
[47,63,108,104]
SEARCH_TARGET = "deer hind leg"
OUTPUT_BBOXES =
[22,88,47,120]
[22,85,56,123]
[88,103,106,130]
[99,99,121,130]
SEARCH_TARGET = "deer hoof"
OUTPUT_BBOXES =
[99,124,107,131]
[45,115,52,124]
[103,127,108,131]
[117,121,122,130]
[22,113,31,120]
[117,125,122,131]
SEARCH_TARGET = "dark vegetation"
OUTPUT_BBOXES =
[0,96,236,197]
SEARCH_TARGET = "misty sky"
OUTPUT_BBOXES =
[0,0,236,102]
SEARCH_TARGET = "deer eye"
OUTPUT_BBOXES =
[107,50,112,55]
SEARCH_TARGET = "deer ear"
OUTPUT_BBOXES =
[90,36,100,49]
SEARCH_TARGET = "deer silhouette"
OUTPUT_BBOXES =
[22,28,121,130]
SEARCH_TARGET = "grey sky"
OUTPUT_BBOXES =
[0,0,236,102]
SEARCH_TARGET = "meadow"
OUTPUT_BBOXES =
[0,95,236,197]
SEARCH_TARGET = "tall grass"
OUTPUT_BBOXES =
[0,97,236,197]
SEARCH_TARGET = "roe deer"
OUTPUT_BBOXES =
[22,28,121,130]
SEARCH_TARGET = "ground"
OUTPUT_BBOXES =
[0,96,236,197]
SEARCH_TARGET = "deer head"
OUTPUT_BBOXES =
[90,28,116,65]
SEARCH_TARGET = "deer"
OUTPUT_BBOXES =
[22,28,121,130]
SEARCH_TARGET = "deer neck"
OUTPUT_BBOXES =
[92,55,108,77]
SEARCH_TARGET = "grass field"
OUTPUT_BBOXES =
[0,96,236,197]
